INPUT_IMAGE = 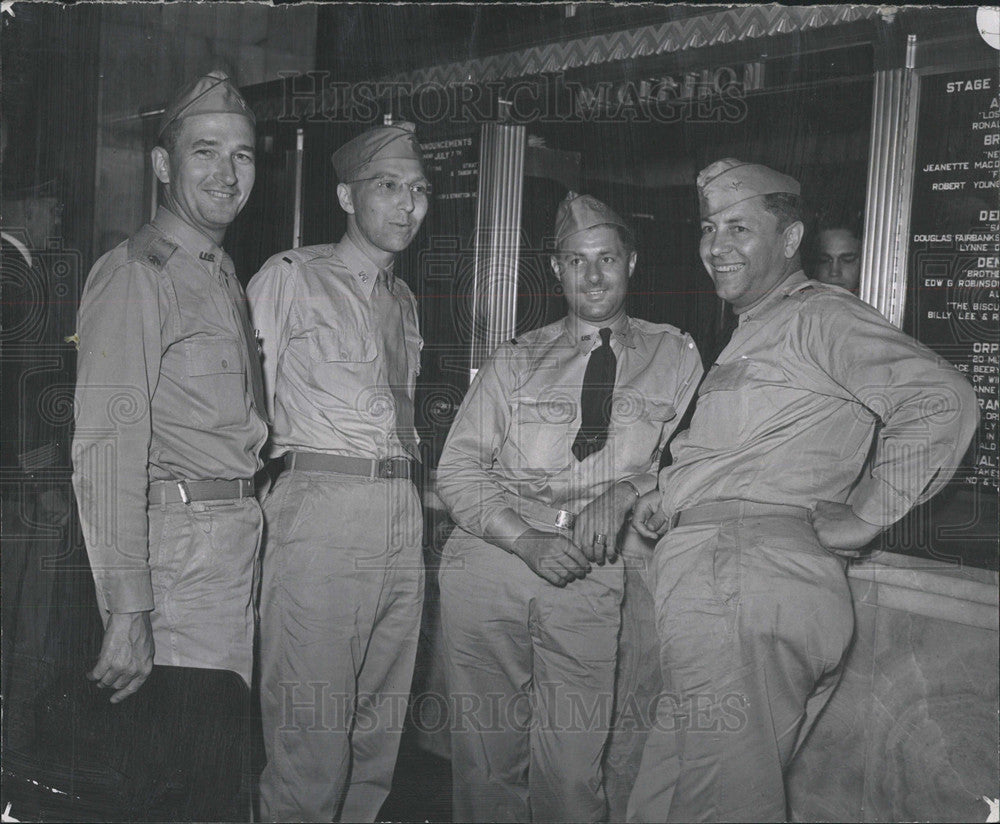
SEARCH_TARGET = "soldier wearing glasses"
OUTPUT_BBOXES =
[247,122,430,822]
[435,193,703,822]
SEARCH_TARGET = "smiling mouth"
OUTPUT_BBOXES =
[712,262,744,274]
[206,190,237,201]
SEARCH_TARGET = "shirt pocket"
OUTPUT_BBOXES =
[610,390,678,470]
[508,394,577,472]
[308,329,377,364]
[689,358,787,447]
[185,336,248,429]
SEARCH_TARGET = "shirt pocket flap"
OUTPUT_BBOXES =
[643,399,677,421]
[699,359,752,394]
[515,396,578,425]
[608,389,676,424]
[186,337,243,376]
[309,330,377,363]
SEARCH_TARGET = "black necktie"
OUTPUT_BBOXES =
[572,327,616,462]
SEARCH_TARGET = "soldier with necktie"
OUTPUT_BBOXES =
[247,122,430,822]
[435,192,704,822]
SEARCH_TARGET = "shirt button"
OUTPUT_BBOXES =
[221,359,229,368]
[360,272,368,282]
[340,351,348,358]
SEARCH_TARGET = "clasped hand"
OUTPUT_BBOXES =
[512,484,637,586]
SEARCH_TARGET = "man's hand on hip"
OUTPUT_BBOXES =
[511,528,591,587]
[88,611,154,703]
[810,500,882,558]
[631,490,668,540]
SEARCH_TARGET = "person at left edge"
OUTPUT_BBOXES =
[71,71,266,702]
[248,122,429,823]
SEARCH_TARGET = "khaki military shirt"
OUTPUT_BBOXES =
[437,315,703,540]
[661,271,979,526]
[247,236,422,460]
[72,207,267,613]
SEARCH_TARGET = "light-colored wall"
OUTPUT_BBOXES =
[94,3,318,255]
[787,553,999,822]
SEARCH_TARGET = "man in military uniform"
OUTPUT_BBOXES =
[435,193,704,822]
[72,71,266,704]
[248,123,430,822]
[628,159,979,822]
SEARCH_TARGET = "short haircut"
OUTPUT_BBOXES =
[816,211,863,240]
[158,119,185,155]
[760,193,802,231]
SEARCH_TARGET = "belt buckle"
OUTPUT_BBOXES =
[176,480,191,505]
[379,458,395,479]
[554,509,575,530]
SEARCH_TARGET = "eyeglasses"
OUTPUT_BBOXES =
[349,176,433,198]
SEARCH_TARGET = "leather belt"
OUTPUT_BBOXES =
[286,451,415,480]
[149,478,255,505]
[671,500,810,529]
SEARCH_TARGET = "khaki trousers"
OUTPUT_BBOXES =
[258,469,424,822]
[439,527,624,823]
[628,515,855,823]
[144,496,262,685]
[604,533,662,822]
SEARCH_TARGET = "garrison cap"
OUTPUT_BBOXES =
[158,70,254,138]
[697,158,800,218]
[332,122,424,181]
[554,192,630,246]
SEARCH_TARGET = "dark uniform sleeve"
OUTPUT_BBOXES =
[71,252,166,614]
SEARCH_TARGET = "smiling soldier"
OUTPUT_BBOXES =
[248,123,430,823]
[627,159,979,822]
[73,71,265,708]
[435,192,703,822]
[69,74,266,821]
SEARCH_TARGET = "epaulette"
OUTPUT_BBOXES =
[787,279,853,300]
[629,316,690,340]
[127,224,177,272]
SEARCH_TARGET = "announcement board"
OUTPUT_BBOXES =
[906,67,1000,493]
